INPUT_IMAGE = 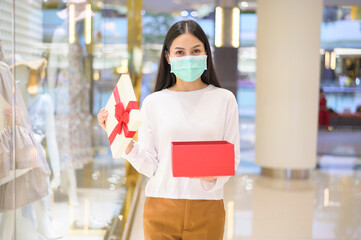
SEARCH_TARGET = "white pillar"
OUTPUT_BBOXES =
[255,0,323,173]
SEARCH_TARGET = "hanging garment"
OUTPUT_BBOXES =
[48,24,92,170]
[0,61,50,210]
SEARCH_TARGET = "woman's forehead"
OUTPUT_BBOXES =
[170,33,204,50]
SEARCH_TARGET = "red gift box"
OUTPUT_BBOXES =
[172,141,235,177]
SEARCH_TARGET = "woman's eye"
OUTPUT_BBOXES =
[193,49,201,53]
[175,51,183,55]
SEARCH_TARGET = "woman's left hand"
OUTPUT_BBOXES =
[199,177,217,183]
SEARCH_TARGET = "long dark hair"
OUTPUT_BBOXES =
[154,20,221,92]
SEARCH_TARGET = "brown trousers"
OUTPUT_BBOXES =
[143,197,225,240]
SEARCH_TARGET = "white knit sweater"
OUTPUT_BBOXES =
[123,84,240,200]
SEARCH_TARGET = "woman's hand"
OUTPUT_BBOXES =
[125,140,134,154]
[97,108,109,131]
[199,177,217,183]
[97,108,135,154]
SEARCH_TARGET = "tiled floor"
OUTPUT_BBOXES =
[129,167,361,240]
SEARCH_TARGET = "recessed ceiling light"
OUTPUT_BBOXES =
[191,11,198,17]
[181,11,189,17]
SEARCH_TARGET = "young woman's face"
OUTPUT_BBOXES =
[167,33,206,60]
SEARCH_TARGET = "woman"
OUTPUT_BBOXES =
[98,20,240,240]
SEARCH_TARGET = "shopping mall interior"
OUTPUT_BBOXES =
[0,0,361,239]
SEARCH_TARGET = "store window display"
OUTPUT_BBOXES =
[47,0,94,206]
[0,42,61,239]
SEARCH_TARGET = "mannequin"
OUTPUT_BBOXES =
[13,60,62,191]
[47,0,94,206]
[8,56,79,207]
[19,59,79,206]
[14,58,66,239]
[0,45,60,239]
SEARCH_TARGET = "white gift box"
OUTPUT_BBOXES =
[105,74,142,158]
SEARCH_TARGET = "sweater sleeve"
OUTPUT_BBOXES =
[200,92,240,192]
[122,98,159,178]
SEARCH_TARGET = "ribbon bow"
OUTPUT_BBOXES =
[108,86,139,145]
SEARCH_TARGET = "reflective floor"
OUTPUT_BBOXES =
[129,121,361,240]
[130,167,361,240]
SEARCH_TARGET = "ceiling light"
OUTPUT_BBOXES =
[215,7,223,47]
[241,2,248,8]
[181,11,189,17]
[191,11,198,17]
[231,7,240,48]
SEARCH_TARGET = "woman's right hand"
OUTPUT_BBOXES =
[97,108,135,154]
[97,108,109,131]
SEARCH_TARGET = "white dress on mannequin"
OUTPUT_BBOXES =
[28,93,61,190]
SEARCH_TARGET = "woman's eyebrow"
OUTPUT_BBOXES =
[174,44,201,50]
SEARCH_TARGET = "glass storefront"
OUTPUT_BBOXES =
[0,1,137,239]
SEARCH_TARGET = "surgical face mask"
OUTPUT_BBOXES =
[169,55,207,82]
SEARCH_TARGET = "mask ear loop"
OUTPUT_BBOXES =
[166,51,172,68]
[166,51,171,60]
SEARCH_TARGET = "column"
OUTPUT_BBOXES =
[255,0,323,177]
[114,0,143,238]
[125,0,142,184]
[127,0,143,100]
[213,0,239,96]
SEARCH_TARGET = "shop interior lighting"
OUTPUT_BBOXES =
[215,6,223,47]
[330,51,336,70]
[334,48,361,56]
[116,59,129,74]
[232,7,240,48]
[356,77,360,86]
[85,3,92,45]
[324,51,330,69]
[191,11,198,17]
[68,4,75,44]
[93,71,100,81]
[181,11,189,17]
[241,2,248,8]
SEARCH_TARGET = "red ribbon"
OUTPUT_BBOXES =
[109,85,139,145]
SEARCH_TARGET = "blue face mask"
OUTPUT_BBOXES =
[169,55,207,82]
